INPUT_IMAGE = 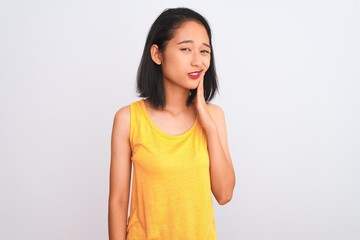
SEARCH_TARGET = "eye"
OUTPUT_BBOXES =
[181,48,191,52]
[200,49,210,54]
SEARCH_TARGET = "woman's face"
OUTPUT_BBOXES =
[160,20,211,91]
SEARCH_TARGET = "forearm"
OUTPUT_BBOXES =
[206,126,235,205]
[108,199,128,240]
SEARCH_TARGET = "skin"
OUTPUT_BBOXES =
[108,20,236,240]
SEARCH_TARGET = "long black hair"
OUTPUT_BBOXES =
[136,7,218,109]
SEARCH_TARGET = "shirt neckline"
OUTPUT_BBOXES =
[139,99,198,140]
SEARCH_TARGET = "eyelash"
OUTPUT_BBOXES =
[181,48,210,54]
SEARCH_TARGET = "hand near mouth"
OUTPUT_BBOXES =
[194,78,217,132]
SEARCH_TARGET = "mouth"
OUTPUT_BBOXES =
[188,70,203,80]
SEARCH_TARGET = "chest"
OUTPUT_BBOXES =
[131,130,209,177]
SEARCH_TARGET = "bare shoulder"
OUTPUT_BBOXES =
[207,103,231,159]
[207,103,228,133]
[112,105,131,138]
[114,105,130,122]
[207,103,225,118]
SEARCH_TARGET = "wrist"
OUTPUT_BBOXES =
[202,122,217,135]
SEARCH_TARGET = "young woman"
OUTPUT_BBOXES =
[108,7,235,240]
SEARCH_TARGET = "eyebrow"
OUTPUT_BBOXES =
[177,40,211,48]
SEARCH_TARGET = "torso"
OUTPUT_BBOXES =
[126,99,217,239]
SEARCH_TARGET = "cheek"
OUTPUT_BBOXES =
[164,54,185,68]
[204,57,211,70]
[161,57,185,77]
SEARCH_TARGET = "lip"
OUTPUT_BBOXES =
[188,70,203,79]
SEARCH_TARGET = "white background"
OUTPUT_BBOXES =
[1,0,359,239]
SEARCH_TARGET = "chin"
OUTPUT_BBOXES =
[186,80,201,90]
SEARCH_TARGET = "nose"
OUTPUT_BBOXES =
[191,52,202,67]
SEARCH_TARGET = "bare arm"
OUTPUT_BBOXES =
[108,106,132,240]
[206,104,235,205]
[194,79,236,205]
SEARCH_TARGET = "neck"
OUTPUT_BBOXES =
[163,81,192,113]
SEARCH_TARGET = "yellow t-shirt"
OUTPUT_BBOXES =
[126,100,217,240]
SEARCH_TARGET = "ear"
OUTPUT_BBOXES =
[150,44,163,65]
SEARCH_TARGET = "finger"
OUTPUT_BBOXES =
[197,78,204,100]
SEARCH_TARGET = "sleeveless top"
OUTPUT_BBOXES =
[126,100,217,240]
